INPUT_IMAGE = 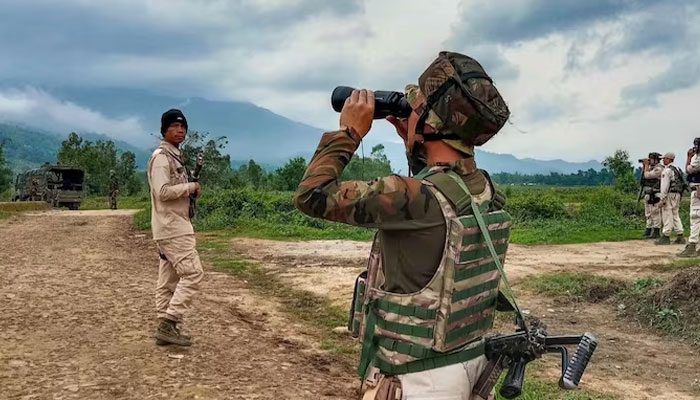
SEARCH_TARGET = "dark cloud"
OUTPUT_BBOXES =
[447,0,699,119]
[450,0,657,46]
[0,0,364,90]
[620,55,700,110]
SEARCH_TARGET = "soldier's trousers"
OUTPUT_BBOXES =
[644,197,662,228]
[362,356,492,400]
[109,192,118,210]
[155,234,204,322]
[689,192,700,243]
[662,193,684,237]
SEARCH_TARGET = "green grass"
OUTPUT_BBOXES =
[523,272,628,302]
[495,378,615,400]
[512,224,643,245]
[80,195,150,210]
[656,257,700,272]
[0,201,51,220]
[525,271,700,347]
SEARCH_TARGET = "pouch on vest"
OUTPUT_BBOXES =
[349,270,368,338]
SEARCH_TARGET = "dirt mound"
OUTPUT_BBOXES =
[624,267,700,345]
[655,266,700,304]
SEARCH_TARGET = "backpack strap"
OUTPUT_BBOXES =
[423,171,473,215]
[440,170,527,331]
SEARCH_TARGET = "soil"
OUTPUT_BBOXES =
[3,210,699,400]
[230,237,700,400]
[0,211,357,400]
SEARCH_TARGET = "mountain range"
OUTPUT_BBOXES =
[0,86,602,174]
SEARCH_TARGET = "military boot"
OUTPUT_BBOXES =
[674,235,686,245]
[678,243,697,257]
[155,318,192,346]
[654,235,671,245]
[648,228,661,239]
[643,228,652,238]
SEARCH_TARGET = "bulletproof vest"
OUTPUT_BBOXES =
[669,166,685,193]
[352,169,511,378]
[643,165,661,191]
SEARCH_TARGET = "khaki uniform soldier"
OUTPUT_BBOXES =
[641,153,663,239]
[295,52,511,400]
[147,109,203,346]
[679,138,700,257]
[655,152,685,245]
[108,170,119,210]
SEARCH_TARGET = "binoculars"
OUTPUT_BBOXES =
[331,86,413,119]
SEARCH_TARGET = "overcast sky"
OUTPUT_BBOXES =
[1,0,699,162]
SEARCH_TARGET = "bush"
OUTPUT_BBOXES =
[506,192,567,220]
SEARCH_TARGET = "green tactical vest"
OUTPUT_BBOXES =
[669,166,686,193]
[351,169,512,378]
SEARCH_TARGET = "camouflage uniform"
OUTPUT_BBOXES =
[108,171,119,210]
[294,130,497,399]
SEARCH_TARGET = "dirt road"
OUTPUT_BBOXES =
[3,210,698,400]
[0,211,356,400]
[231,238,700,400]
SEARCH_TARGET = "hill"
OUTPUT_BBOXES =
[2,87,602,174]
[0,123,151,172]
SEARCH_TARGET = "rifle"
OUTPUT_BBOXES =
[473,320,597,399]
[637,159,647,204]
[189,152,204,219]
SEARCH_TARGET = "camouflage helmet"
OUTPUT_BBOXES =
[408,51,510,148]
[405,84,474,156]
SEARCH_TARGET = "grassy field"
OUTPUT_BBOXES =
[107,185,668,246]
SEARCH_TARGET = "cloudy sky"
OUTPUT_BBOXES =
[1,0,699,162]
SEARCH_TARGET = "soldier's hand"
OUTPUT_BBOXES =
[386,116,408,142]
[192,182,202,198]
[339,89,374,138]
[688,148,695,157]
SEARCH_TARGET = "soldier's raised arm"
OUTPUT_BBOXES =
[294,133,439,230]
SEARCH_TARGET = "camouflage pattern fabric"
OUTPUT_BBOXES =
[109,173,119,210]
[294,130,444,230]
[415,51,510,147]
[405,84,474,156]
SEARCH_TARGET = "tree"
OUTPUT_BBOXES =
[272,157,307,191]
[181,131,234,188]
[341,143,393,181]
[0,143,13,193]
[57,132,140,195]
[603,150,637,193]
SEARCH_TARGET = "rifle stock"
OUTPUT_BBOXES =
[472,323,597,399]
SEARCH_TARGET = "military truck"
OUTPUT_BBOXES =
[13,164,85,210]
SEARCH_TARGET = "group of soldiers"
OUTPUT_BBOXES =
[640,138,700,257]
